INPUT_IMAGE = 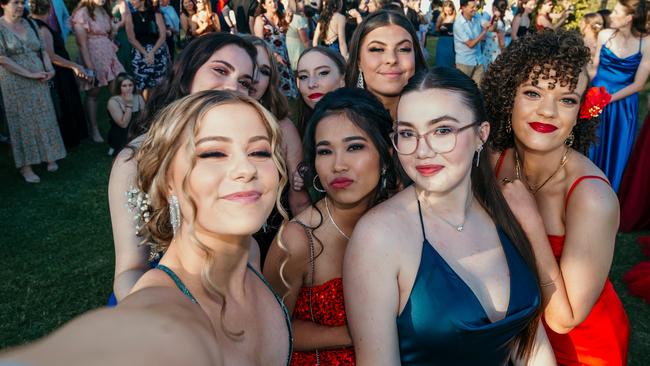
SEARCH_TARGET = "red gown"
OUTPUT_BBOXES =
[495,151,630,365]
[290,277,355,365]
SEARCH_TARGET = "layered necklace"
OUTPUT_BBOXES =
[324,197,350,240]
[514,147,571,195]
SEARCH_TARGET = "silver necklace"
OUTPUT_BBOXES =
[417,189,473,232]
[325,197,350,240]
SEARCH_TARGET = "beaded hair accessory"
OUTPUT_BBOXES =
[579,86,611,120]
[125,186,152,235]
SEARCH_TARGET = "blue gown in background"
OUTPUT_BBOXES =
[435,22,455,68]
[396,200,540,365]
[589,40,642,192]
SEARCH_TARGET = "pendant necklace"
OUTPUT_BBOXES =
[515,147,571,195]
[416,189,473,232]
[325,197,351,240]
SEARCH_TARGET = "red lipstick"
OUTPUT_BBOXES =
[308,92,324,100]
[330,177,353,189]
[528,122,558,133]
[222,191,261,203]
[415,164,444,176]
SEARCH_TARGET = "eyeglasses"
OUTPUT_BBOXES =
[390,122,480,155]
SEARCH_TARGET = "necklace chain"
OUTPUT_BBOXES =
[416,189,473,232]
[325,197,350,240]
[515,147,571,195]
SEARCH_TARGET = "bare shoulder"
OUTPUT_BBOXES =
[130,266,178,295]
[351,188,414,250]
[598,28,615,43]
[565,151,618,213]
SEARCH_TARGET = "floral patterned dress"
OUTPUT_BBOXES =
[0,19,66,168]
[261,15,297,99]
[71,7,124,90]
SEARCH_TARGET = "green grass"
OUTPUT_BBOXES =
[0,36,649,365]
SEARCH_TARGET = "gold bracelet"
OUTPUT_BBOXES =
[541,272,560,287]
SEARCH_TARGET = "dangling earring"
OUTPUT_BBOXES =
[357,70,365,89]
[505,119,512,135]
[312,174,326,193]
[475,144,483,167]
[262,221,269,233]
[565,132,575,147]
[380,167,387,191]
[169,195,181,236]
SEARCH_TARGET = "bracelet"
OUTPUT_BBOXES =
[540,272,560,287]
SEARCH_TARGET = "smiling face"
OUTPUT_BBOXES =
[183,0,195,12]
[92,0,106,7]
[358,24,417,99]
[196,0,206,11]
[397,89,488,194]
[169,103,279,237]
[511,69,589,153]
[314,113,382,206]
[190,45,255,94]
[461,0,476,19]
[297,51,345,109]
[250,45,272,101]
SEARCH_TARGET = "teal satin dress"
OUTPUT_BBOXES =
[396,200,540,365]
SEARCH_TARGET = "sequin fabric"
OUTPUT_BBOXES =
[290,277,355,365]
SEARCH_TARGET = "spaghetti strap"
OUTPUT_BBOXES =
[494,149,508,177]
[416,199,428,242]
[565,175,610,211]
[639,37,643,52]
[156,264,199,304]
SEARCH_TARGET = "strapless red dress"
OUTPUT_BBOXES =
[290,277,355,365]
[495,151,630,365]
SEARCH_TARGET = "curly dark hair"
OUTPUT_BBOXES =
[482,29,598,155]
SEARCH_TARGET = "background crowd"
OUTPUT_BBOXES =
[1,0,650,364]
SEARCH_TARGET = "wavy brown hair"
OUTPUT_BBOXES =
[620,0,650,37]
[482,30,596,154]
[75,0,112,21]
[136,90,289,337]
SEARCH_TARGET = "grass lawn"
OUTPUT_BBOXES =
[0,35,649,364]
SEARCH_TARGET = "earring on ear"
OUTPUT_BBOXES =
[380,167,387,190]
[475,144,484,167]
[169,195,181,236]
[357,70,365,88]
[313,174,327,193]
[565,131,575,147]
[505,119,512,135]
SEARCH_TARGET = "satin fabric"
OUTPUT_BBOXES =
[396,206,540,365]
[589,45,641,192]
[545,235,629,366]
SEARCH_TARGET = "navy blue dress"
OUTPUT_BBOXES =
[396,200,540,365]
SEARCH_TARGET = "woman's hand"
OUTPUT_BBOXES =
[500,179,545,233]
[145,52,155,65]
[292,170,304,191]
[44,70,55,81]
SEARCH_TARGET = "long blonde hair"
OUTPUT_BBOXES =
[136,90,288,337]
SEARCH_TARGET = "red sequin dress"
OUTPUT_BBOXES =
[496,151,630,365]
[290,277,355,365]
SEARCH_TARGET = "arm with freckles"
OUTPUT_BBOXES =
[501,178,619,334]
[343,213,401,365]
[279,118,310,215]
[610,37,650,102]
[263,222,353,351]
